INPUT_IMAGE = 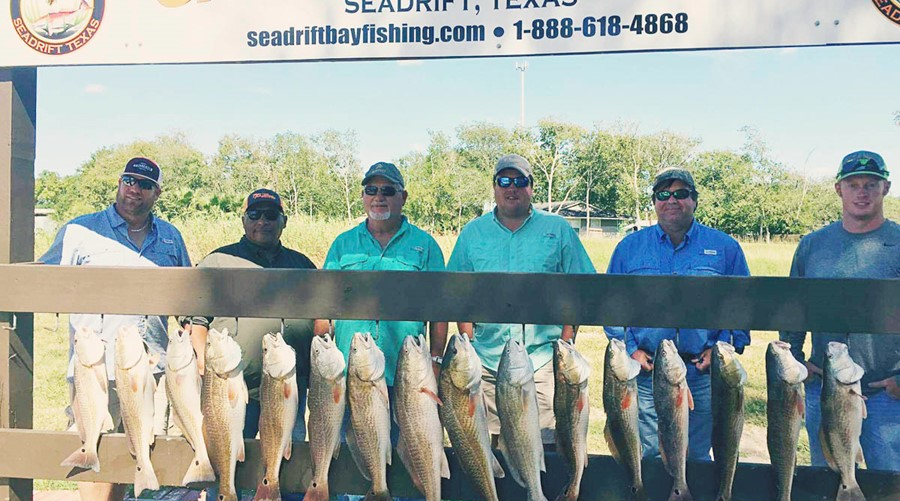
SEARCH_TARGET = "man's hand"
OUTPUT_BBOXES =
[868,377,900,400]
[632,349,654,372]
[805,361,823,382]
[693,348,712,372]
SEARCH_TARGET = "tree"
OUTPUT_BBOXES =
[526,119,585,208]
[315,130,361,222]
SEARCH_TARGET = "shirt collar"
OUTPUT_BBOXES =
[107,204,155,231]
[491,205,535,233]
[654,219,698,244]
[239,236,283,260]
[360,216,410,242]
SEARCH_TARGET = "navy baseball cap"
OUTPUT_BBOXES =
[837,151,889,181]
[242,188,283,212]
[362,162,405,188]
[122,157,162,187]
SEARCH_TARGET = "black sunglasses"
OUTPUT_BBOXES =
[363,185,398,197]
[121,175,156,191]
[654,189,694,202]
[245,209,281,221]
[496,176,531,188]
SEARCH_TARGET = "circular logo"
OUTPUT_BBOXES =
[874,0,900,26]
[10,0,104,55]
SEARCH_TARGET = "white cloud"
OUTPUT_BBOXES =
[83,84,106,94]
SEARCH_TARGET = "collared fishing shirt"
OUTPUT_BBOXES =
[603,220,751,357]
[446,207,596,372]
[40,204,192,380]
[324,217,446,386]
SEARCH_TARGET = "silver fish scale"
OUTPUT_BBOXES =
[766,343,805,501]
[202,370,239,501]
[307,369,345,490]
[347,376,391,494]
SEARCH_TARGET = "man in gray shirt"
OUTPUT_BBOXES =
[781,150,899,471]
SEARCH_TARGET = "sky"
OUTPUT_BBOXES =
[36,43,900,183]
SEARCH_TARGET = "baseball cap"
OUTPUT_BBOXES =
[122,157,162,187]
[494,154,533,178]
[242,188,283,212]
[652,168,696,193]
[837,151,889,181]
[362,162,404,188]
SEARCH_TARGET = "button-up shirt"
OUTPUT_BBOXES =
[447,207,596,371]
[324,217,446,386]
[604,220,751,357]
[40,204,192,380]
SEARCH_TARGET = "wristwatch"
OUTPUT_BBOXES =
[431,355,443,365]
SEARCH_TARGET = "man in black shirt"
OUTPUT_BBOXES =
[183,188,316,439]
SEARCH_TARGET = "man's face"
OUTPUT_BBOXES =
[653,179,696,228]
[835,174,890,222]
[242,202,285,248]
[362,175,407,222]
[493,168,533,216]
[116,175,161,216]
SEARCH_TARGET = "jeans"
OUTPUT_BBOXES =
[805,380,900,471]
[637,363,712,461]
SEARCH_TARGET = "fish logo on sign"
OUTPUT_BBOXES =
[873,0,900,26]
[10,0,104,55]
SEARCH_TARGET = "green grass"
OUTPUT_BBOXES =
[32,222,807,491]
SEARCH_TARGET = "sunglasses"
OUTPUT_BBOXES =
[121,175,156,191]
[654,189,694,202]
[245,209,281,221]
[495,176,531,188]
[363,185,398,197]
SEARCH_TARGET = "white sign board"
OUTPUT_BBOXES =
[2,0,899,67]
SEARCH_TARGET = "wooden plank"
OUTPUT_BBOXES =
[0,67,36,501]
[1,265,899,333]
[0,430,896,500]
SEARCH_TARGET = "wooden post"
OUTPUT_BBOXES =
[0,67,36,501]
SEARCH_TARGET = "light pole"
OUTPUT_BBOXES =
[515,61,528,127]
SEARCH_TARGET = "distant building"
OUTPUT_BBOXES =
[532,201,632,236]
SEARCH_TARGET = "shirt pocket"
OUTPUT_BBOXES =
[395,251,425,271]
[624,255,660,275]
[533,233,562,272]
[691,249,726,276]
[338,254,369,270]
[144,245,181,267]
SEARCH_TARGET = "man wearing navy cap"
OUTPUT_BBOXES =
[781,150,900,471]
[41,157,191,501]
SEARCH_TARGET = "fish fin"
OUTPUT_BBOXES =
[687,386,695,411]
[498,434,526,489]
[577,390,587,413]
[133,460,160,497]
[237,439,245,462]
[61,445,101,472]
[491,452,505,478]
[284,439,292,461]
[421,387,443,406]
[468,390,478,417]
[131,373,140,393]
[621,390,632,410]
[147,350,160,367]
[181,454,215,485]
[284,380,292,400]
[857,444,865,465]
[101,411,114,433]
[70,394,86,442]
[627,358,642,380]
[94,365,108,392]
[333,384,342,404]
[397,434,424,495]
[176,372,186,386]
[331,432,341,460]
[659,443,672,476]
[345,425,371,481]
[820,428,839,473]
[798,396,806,420]
[540,443,546,472]
[244,380,250,404]
[604,423,622,465]
[440,450,450,479]
[228,380,238,407]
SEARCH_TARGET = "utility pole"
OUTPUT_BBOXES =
[515,61,527,127]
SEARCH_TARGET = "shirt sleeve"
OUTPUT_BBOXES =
[780,238,808,363]
[39,224,75,265]
[721,241,751,352]
[322,240,341,271]
[425,237,446,271]
[446,230,471,272]
[560,225,596,274]
[174,230,192,267]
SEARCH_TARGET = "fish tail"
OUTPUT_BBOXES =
[60,444,101,472]
[181,453,216,485]
[301,479,330,501]
[836,481,866,501]
[133,459,160,497]
[252,475,281,501]
[363,488,392,501]
[668,483,693,501]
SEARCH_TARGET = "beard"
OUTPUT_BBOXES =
[368,210,391,221]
